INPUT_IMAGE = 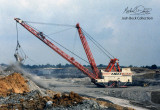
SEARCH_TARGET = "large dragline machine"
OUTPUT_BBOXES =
[14,18,132,87]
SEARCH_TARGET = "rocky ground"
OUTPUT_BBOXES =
[0,73,133,110]
[0,64,160,110]
[41,77,159,110]
[0,90,86,110]
[33,67,160,110]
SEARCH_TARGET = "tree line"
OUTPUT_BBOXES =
[0,63,159,69]
[20,63,159,69]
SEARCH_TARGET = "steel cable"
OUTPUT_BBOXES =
[82,28,115,59]
[24,21,75,27]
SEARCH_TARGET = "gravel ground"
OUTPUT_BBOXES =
[47,100,112,110]
[0,90,41,105]
[2,65,160,109]
[40,77,160,110]
[0,90,112,110]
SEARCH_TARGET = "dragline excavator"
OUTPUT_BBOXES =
[14,18,133,87]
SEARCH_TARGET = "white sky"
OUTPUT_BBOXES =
[0,0,160,66]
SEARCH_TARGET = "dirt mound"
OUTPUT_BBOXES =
[40,91,83,108]
[0,73,29,96]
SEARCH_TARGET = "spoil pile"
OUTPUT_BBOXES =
[0,90,132,110]
[0,90,85,110]
[0,73,29,96]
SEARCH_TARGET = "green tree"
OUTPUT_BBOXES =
[56,63,62,68]
[151,64,157,69]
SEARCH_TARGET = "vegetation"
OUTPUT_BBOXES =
[21,63,107,69]
[21,64,160,69]
[141,64,158,69]
[0,63,159,69]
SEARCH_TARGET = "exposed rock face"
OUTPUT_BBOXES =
[0,73,29,96]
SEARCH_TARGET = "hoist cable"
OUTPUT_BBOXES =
[45,35,90,64]
[15,22,19,51]
[81,29,111,59]
[24,21,75,27]
[85,32,111,59]
[72,29,78,53]
[16,22,50,64]
[82,28,114,58]
[82,28,115,58]
[15,22,29,62]
[47,27,73,36]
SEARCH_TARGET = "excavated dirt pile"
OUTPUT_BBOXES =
[0,73,29,96]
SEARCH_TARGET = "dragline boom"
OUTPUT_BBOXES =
[14,18,98,80]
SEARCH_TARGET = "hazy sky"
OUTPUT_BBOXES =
[0,0,160,66]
